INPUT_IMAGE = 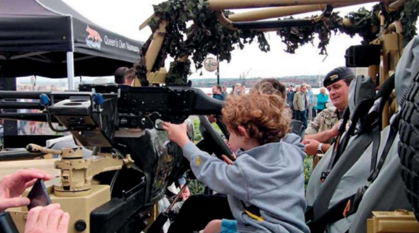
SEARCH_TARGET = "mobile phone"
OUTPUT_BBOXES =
[27,179,52,210]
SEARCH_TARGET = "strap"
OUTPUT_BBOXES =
[368,113,400,182]
[308,186,367,232]
[369,118,382,173]
[241,201,264,222]
[322,107,350,182]
[336,99,375,164]
[322,99,374,182]
[307,194,355,232]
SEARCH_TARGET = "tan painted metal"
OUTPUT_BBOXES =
[208,0,384,11]
[1,144,133,232]
[133,77,142,87]
[228,2,372,22]
[367,210,419,233]
[53,147,133,197]
[147,68,168,84]
[0,159,60,180]
[145,20,167,73]
[10,180,110,233]
[26,143,62,155]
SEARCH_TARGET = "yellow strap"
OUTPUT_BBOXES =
[244,210,264,222]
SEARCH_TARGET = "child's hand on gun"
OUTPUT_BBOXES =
[162,122,190,147]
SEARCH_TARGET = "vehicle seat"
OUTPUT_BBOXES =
[291,120,305,139]
[306,76,376,219]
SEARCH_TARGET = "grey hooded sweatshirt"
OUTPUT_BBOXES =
[182,133,309,233]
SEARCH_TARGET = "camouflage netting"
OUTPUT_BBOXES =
[136,0,419,85]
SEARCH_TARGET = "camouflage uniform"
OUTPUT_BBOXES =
[305,108,341,135]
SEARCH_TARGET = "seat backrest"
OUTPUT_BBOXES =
[306,135,346,206]
[308,75,389,220]
[348,155,412,233]
[291,120,305,139]
[311,131,373,220]
[327,126,400,233]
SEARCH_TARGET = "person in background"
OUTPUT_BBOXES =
[124,67,137,86]
[287,85,296,119]
[239,85,246,95]
[221,86,228,99]
[212,85,224,101]
[287,85,295,107]
[0,169,69,233]
[252,79,292,119]
[293,84,309,129]
[293,86,300,120]
[312,93,318,119]
[307,85,315,121]
[230,83,241,96]
[114,67,129,84]
[316,87,329,114]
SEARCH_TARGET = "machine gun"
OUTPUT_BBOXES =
[0,84,223,233]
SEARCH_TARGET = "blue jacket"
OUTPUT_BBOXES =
[287,91,295,107]
[182,134,309,233]
[316,93,329,110]
[308,90,315,105]
[213,94,224,101]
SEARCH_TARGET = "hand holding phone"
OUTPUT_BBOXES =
[27,179,51,211]
[0,169,52,213]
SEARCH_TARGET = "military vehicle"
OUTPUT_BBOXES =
[1,0,419,232]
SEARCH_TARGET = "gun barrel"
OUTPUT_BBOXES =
[0,113,57,122]
[0,91,88,100]
[0,101,42,109]
[0,150,45,161]
[0,91,51,99]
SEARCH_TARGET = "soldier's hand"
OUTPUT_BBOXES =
[302,139,320,156]
[329,122,341,137]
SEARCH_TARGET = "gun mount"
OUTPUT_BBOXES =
[0,84,222,233]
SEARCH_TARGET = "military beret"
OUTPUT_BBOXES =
[323,67,355,87]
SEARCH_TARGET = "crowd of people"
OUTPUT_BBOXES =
[211,82,247,101]
[286,83,329,130]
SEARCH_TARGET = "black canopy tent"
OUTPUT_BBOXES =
[0,0,143,89]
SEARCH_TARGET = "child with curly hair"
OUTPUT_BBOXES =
[163,88,309,233]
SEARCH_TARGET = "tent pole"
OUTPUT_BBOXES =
[66,52,75,90]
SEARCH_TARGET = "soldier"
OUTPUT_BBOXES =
[303,67,355,155]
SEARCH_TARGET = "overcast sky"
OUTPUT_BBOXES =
[64,0,379,79]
